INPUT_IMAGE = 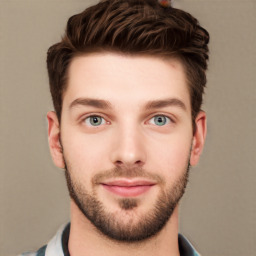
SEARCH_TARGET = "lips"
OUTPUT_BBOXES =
[101,179,156,197]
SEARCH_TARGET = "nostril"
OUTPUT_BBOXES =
[135,160,143,165]
[114,160,144,168]
[115,160,123,165]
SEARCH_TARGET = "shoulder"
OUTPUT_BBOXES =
[178,234,200,256]
[19,245,46,256]
[19,223,70,256]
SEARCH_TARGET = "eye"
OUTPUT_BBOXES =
[84,116,106,126]
[149,115,171,126]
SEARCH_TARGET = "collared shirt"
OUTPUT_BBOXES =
[20,223,200,256]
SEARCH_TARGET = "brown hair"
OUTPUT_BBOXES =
[47,0,209,130]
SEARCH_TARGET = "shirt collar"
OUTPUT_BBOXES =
[44,223,200,256]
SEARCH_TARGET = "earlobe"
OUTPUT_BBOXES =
[190,111,207,166]
[47,111,65,169]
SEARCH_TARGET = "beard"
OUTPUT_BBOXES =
[64,162,190,243]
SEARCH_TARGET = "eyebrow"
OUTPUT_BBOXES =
[69,97,186,111]
[144,98,187,111]
[69,98,112,110]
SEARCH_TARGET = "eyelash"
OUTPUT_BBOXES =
[82,114,109,127]
[148,115,172,126]
[81,113,174,127]
[81,114,175,128]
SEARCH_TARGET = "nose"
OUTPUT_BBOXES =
[110,125,147,168]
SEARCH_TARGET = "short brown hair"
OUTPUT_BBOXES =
[47,0,209,129]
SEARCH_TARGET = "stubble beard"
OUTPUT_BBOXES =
[64,162,190,243]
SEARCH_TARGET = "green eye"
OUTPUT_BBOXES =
[150,115,171,126]
[85,116,106,126]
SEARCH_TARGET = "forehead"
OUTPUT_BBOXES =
[63,52,190,112]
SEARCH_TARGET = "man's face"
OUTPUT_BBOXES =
[48,52,205,242]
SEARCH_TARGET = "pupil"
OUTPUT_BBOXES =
[155,116,166,125]
[158,117,163,123]
[90,116,101,125]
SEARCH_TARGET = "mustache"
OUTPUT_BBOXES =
[91,166,165,185]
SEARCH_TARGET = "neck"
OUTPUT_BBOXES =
[68,201,180,256]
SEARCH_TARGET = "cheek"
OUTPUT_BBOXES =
[148,135,191,180]
[61,130,110,176]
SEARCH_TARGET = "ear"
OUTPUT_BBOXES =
[190,111,207,166]
[47,111,65,169]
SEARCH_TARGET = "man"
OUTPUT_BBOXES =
[21,0,209,255]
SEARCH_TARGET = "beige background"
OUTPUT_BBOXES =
[0,0,255,255]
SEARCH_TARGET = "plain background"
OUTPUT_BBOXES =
[0,0,255,255]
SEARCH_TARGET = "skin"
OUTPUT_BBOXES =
[47,52,206,256]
